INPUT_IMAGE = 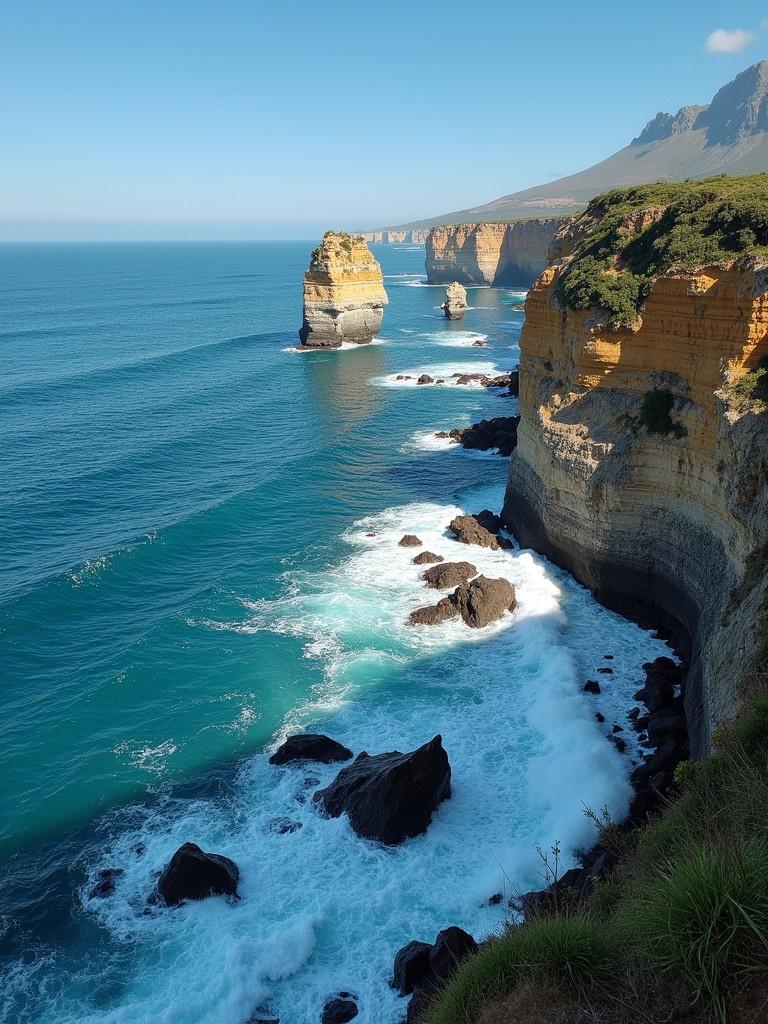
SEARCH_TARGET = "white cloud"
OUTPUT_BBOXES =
[705,28,756,53]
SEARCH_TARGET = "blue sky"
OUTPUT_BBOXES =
[1,1,766,240]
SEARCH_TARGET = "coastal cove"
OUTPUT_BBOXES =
[0,242,673,1024]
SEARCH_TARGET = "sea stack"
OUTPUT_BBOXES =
[299,231,388,348]
[441,282,468,320]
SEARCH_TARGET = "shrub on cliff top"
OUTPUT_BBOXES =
[557,173,768,327]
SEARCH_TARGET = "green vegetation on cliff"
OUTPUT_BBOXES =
[424,698,768,1024]
[557,174,768,327]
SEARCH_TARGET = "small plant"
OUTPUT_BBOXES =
[729,355,768,410]
[622,840,768,1024]
[640,389,686,437]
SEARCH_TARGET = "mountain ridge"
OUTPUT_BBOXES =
[377,61,768,232]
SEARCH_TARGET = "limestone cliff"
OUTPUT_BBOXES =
[425,219,566,287]
[360,229,428,244]
[502,179,768,755]
[299,232,388,348]
[442,282,468,320]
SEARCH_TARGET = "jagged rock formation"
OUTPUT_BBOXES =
[299,232,388,347]
[441,281,468,319]
[426,220,565,287]
[409,575,517,628]
[375,61,768,231]
[157,842,239,905]
[501,179,768,756]
[269,734,353,765]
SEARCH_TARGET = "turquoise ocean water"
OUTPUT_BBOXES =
[0,242,670,1023]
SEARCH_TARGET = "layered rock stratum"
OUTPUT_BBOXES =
[299,232,388,347]
[501,176,768,755]
[425,220,565,287]
[441,281,468,319]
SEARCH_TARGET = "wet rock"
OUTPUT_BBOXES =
[412,551,444,565]
[612,724,623,733]
[421,561,477,589]
[450,575,517,628]
[447,416,519,457]
[408,597,457,626]
[157,842,239,906]
[416,374,433,385]
[392,940,432,996]
[410,575,516,629]
[481,372,517,390]
[609,735,626,753]
[399,535,422,547]
[584,680,601,694]
[447,510,511,550]
[313,735,451,845]
[406,987,434,1023]
[269,734,353,766]
[88,867,124,900]
[604,654,614,660]
[321,996,358,1023]
[428,927,478,984]
[647,709,687,744]
[472,339,487,347]
[597,667,613,675]
[396,375,413,381]
[595,711,606,723]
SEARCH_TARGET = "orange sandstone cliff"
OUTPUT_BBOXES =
[425,219,567,287]
[502,182,768,755]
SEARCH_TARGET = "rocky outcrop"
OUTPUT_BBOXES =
[393,927,478,1021]
[421,561,477,589]
[269,734,353,765]
[502,200,768,755]
[313,736,451,845]
[299,232,388,347]
[448,510,512,550]
[443,416,520,456]
[441,282,468,320]
[426,219,566,287]
[157,842,239,905]
[409,575,517,628]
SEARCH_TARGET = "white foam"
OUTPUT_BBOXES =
[69,484,671,1024]
[283,339,386,353]
[422,330,490,349]
[372,360,502,388]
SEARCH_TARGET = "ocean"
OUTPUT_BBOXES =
[0,241,670,1024]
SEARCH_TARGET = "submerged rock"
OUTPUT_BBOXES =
[299,232,387,347]
[88,867,124,900]
[269,734,353,765]
[421,561,477,589]
[321,996,358,1023]
[157,842,239,906]
[441,282,468,320]
[313,735,451,845]
[409,575,517,629]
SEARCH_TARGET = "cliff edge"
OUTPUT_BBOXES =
[425,219,566,287]
[299,232,388,348]
[502,175,768,755]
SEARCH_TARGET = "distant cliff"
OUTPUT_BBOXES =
[299,232,388,347]
[425,219,566,287]
[359,229,428,244]
[502,176,768,756]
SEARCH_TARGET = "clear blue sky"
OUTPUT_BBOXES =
[1,0,766,240]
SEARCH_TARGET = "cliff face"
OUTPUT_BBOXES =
[425,219,566,287]
[299,232,388,348]
[502,196,768,755]
[360,229,428,244]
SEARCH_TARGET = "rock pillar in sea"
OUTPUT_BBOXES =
[299,231,388,347]
[441,281,468,320]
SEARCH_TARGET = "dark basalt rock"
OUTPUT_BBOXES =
[321,997,358,1024]
[446,416,519,457]
[595,711,606,723]
[267,817,303,835]
[416,374,433,385]
[584,680,601,694]
[647,709,687,744]
[447,511,512,550]
[88,867,124,900]
[410,575,516,629]
[412,551,444,565]
[421,561,477,589]
[392,940,432,996]
[428,927,478,983]
[399,535,422,547]
[609,735,626,753]
[313,735,451,845]
[597,667,613,674]
[269,734,353,766]
[157,842,239,906]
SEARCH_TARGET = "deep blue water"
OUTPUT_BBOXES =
[0,242,670,1024]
